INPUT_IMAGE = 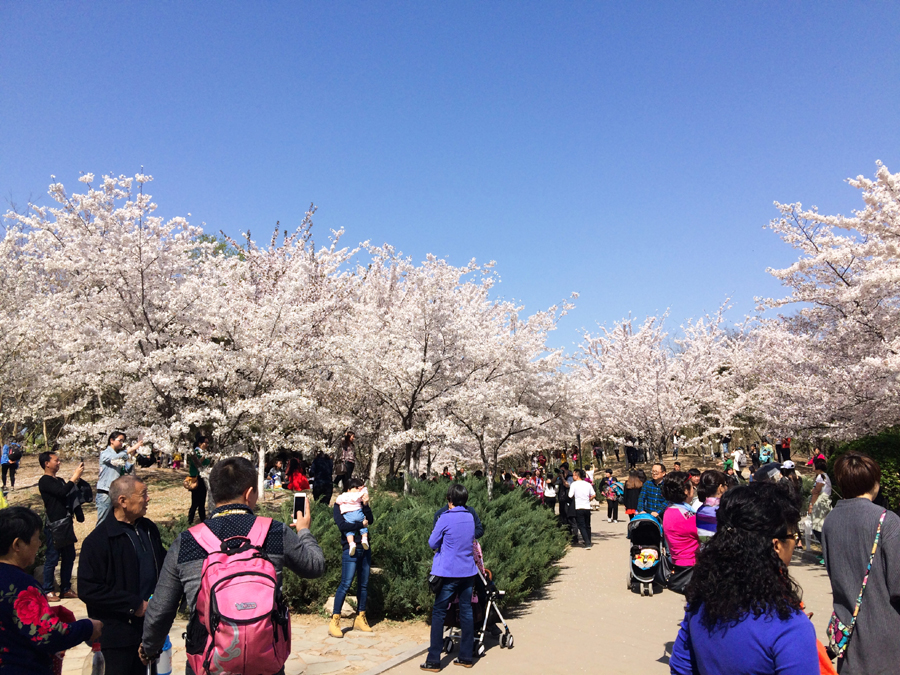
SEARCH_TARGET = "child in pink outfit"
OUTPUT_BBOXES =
[335,482,370,554]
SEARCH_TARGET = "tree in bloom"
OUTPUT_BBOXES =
[753,162,900,438]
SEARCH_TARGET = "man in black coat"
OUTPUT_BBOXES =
[78,475,166,675]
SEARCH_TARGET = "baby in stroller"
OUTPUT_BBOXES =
[442,541,514,657]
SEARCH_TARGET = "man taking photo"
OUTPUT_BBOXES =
[141,456,325,675]
[97,431,142,524]
[38,449,83,601]
[78,475,166,674]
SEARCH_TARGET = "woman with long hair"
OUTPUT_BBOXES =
[670,482,817,675]
[623,470,643,520]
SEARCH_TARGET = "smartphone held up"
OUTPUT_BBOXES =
[293,492,307,519]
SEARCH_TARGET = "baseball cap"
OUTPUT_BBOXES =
[781,460,796,470]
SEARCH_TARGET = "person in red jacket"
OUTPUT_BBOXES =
[285,458,310,491]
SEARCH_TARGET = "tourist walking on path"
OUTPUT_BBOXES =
[97,431,141,524]
[821,452,900,674]
[623,470,643,520]
[0,506,102,675]
[637,463,667,519]
[808,457,832,564]
[600,469,621,523]
[542,473,557,513]
[141,456,324,675]
[421,484,479,671]
[78,475,165,675]
[187,435,212,524]
[670,482,817,675]
[38,449,83,601]
[1,438,21,490]
[569,469,596,548]
[329,479,375,639]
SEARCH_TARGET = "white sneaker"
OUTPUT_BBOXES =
[349,543,356,556]
[362,539,369,550]
[613,520,618,523]
[607,518,612,523]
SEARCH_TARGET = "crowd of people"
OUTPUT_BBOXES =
[0,427,897,675]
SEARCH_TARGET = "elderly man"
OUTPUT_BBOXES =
[637,463,668,519]
[141,457,325,675]
[96,431,142,524]
[78,475,166,675]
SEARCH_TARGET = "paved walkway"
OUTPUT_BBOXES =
[57,604,427,675]
[387,517,835,675]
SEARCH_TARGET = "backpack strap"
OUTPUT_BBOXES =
[189,522,224,555]
[247,517,272,548]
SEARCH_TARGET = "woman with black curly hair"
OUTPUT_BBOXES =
[669,482,818,675]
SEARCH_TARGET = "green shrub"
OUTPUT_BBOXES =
[828,427,900,508]
[279,478,567,620]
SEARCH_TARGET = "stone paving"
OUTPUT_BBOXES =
[56,602,427,675]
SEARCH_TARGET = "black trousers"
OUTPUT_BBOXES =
[1,463,16,487]
[313,483,333,505]
[607,500,619,521]
[336,460,355,492]
[543,496,557,513]
[574,509,592,546]
[102,645,145,675]
[189,476,207,524]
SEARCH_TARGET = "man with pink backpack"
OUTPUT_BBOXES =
[140,457,326,675]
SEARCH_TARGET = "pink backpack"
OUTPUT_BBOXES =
[188,517,291,675]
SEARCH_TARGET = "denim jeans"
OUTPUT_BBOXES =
[96,492,111,524]
[333,546,371,615]
[343,509,368,535]
[43,524,75,593]
[427,575,475,663]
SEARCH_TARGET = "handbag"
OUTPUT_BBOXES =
[826,510,886,660]
[183,476,199,491]
[46,516,77,548]
[428,573,444,594]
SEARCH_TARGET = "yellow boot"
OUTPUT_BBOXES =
[329,613,343,638]
[354,611,373,632]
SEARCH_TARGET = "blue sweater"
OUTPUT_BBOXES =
[429,507,477,578]
[0,562,93,674]
[670,605,818,675]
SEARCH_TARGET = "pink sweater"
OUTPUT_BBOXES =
[663,504,700,567]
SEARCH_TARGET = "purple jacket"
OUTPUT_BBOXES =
[428,506,478,578]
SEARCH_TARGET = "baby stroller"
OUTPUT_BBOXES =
[627,514,665,596]
[442,543,514,656]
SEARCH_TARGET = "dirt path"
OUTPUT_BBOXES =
[387,516,835,675]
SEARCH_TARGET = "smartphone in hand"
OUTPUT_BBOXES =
[293,493,307,519]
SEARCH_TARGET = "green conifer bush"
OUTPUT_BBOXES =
[279,477,568,619]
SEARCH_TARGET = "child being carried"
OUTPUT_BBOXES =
[336,478,370,555]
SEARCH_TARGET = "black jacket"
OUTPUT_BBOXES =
[77,515,167,648]
[333,503,375,551]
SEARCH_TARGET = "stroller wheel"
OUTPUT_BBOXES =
[477,644,486,657]
[499,634,508,648]
[506,634,514,649]
[443,637,454,653]
[647,584,654,597]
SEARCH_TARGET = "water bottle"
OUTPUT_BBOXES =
[156,636,172,675]
[81,643,104,675]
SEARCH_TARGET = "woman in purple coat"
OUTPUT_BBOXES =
[421,484,478,671]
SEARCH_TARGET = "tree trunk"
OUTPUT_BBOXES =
[403,442,412,494]
[368,443,381,485]
[257,445,267,500]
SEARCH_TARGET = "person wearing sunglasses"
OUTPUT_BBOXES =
[670,482,817,675]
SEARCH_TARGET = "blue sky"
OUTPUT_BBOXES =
[2,2,898,348]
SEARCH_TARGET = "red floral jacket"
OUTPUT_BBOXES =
[0,562,93,674]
